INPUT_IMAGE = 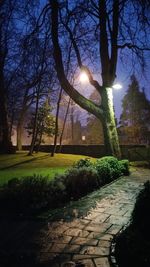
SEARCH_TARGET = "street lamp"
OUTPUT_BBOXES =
[112,83,122,90]
[82,135,86,141]
[80,71,89,83]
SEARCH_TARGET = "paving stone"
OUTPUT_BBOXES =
[73,254,99,260]
[50,243,67,253]
[92,213,110,223]
[104,208,126,216]
[53,235,73,244]
[100,234,113,241]
[105,215,130,226]
[71,237,98,246]
[74,221,90,230]
[75,258,95,267]
[106,224,122,235]
[80,246,109,256]
[63,244,80,253]
[98,240,110,248]
[91,207,105,213]
[64,228,87,237]
[47,226,69,239]
[123,210,134,217]
[87,232,103,239]
[85,223,110,233]
[85,213,98,220]
[94,257,110,267]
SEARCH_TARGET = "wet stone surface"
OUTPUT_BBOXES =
[0,168,150,266]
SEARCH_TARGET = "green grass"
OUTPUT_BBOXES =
[0,152,94,185]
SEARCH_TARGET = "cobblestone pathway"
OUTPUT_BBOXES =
[0,168,150,267]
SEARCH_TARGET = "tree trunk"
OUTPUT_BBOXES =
[28,89,40,156]
[0,68,12,153]
[59,97,71,152]
[17,107,27,151]
[51,87,63,157]
[70,104,74,144]
[101,87,121,158]
[36,131,43,153]
[17,121,23,151]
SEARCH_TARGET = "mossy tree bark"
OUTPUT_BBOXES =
[101,87,121,158]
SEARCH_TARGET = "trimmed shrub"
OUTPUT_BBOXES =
[49,173,68,205]
[65,167,99,199]
[95,156,122,183]
[0,175,50,214]
[95,160,112,184]
[73,158,93,168]
[119,159,130,175]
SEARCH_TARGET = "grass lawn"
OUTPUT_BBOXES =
[0,151,94,185]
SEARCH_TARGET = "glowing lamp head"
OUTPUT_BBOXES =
[80,71,89,83]
[112,83,122,90]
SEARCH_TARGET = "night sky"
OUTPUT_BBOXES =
[40,0,150,122]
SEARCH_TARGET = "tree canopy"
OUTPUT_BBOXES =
[119,75,150,144]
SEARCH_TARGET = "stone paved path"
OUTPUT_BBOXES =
[0,168,150,267]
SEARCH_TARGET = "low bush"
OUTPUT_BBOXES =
[73,158,93,168]
[65,167,99,199]
[0,175,50,214]
[119,159,130,175]
[95,160,112,184]
[95,156,122,183]
[0,156,130,216]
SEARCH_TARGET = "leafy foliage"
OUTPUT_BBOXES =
[73,158,93,168]
[0,176,50,214]
[119,159,130,175]
[0,156,130,215]
[27,100,55,149]
[95,156,122,183]
[119,75,150,144]
[65,167,99,200]
[95,160,112,184]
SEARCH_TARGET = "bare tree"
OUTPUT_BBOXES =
[50,0,150,157]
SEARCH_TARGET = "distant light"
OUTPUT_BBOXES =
[112,83,122,90]
[80,72,89,83]
[82,135,86,141]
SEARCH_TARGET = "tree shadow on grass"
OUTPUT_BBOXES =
[0,154,51,171]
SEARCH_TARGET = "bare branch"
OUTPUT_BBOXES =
[51,0,103,119]
[117,43,150,51]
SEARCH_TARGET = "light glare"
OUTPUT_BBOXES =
[112,83,122,90]
[80,72,89,83]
